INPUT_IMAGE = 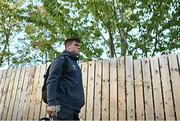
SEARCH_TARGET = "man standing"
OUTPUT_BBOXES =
[46,38,84,120]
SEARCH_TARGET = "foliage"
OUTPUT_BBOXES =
[39,0,180,58]
[0,0,31,67]
[0,0,179,68]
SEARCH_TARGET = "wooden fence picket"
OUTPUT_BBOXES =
[0,69,4,87]
[150,56,164,120]
[134,59,145,120]
[23,67,36,120]
[0,69,12,120]
[159,55,175,120]
[17,67,31,120]
[110,58,118,120]
[34,65,46,119]
[79,62,88,120]
[142,58,154,120]
[101,59,110,120]
[12,67,26,120]
[86,61,95,120]
[28,65,41,119]
[6,68,21,120]
[2,69,16,120]
[94,60,102,120]
[168,54,180,120]
[126,56,135,120]
[117,57,126,120]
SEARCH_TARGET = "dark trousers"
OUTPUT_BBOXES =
[54,106,80,121]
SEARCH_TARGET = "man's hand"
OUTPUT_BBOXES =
[47,106,56,117]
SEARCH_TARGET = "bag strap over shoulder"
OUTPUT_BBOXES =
[45,54,68,77]
[44,64,51,78]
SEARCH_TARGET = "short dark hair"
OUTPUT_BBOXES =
[64,38,80,46]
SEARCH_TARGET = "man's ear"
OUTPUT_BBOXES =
[65,44,69,50]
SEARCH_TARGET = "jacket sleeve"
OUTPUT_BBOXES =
[46,56,65,106]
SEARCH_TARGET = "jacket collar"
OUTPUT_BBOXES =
[62,50,79,61]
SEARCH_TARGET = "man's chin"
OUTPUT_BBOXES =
[75,53,80,56]
[71,52,80,56]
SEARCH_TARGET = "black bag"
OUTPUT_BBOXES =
[42,64,51,104]
[42,55,68,104]
[39,117,51,121]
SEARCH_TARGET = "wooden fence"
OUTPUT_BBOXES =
[0,53,179,120]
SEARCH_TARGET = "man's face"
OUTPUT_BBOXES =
[67,41,80,55]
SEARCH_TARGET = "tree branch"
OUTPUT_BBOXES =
[117,4,128,56]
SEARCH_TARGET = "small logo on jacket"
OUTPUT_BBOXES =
[73,65,76,70]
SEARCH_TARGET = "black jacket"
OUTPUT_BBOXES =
[46,51,85,111]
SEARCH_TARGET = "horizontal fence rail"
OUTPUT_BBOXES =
[0,53,179,120]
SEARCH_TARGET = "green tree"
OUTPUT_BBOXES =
[24,0,104,61]
[0,0,48,67]
[0,0,179,68]
[40,0,179,59]
[0,0,30,67]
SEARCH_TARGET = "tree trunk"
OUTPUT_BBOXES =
[119,28,127,56]
[118,6,127,56]
[108,25,116,58]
